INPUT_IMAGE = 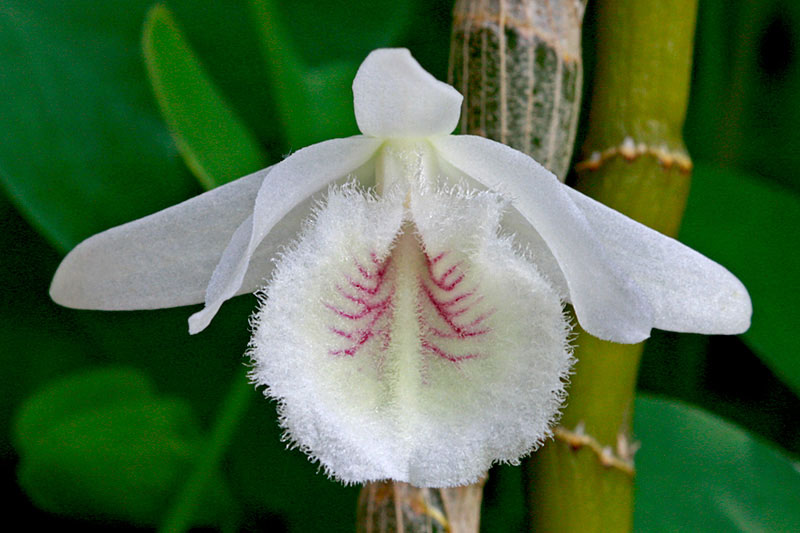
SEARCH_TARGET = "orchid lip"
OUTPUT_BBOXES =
[249,180,573,486]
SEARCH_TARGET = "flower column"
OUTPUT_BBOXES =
[526,0,699,531]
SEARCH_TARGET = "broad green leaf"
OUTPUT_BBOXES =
[13,368,153,455]
[0,0,197,251]
[226,397,359,531]
[277,0,416,66]
[634,395,800,531]
[687,1,800,194]
[481,465,525,532]
[13,367,235,527]
[143,5,266,189]
[0,199,93,457]
[161,0,283,150]
[301,61,361,144]
[247,0,432,149]
[247,0,358,148]
[679,163,800,397]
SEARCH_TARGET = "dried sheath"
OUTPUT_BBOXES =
[357,480,485,533]
[449,0,586,180]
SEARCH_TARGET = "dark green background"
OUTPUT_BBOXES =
[1,0,798,530]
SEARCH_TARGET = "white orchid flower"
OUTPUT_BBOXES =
[50,48,751,487]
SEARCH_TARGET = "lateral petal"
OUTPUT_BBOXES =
[433,148,569,296]
[188,136,383,333]
[433,135,654,343]
[565,188,752,334]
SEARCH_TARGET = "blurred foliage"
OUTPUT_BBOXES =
[634,395,800,532]
[680,163,800,397]
[686,0,800,195]
[14,367,236,527]
[0,0,798,531]
[142,5,267,189]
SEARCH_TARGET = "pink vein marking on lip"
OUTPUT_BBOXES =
[330,328,376,356]
[324,299,386,321]
[328,299,391,355]
[327,254,394,357]
[330,284,391,315]
[418,251,494,362]
[348,278,382,295]
[420,339,478,363]
[330,303,392,356]
[347,255,391,295]
[354,253,390,278]
[419,283,487,337]
[438,289,475,308]
[427,324,490,339]
[425,253,466,292]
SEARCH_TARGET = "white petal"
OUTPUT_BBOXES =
[433,149,570,296]
[433,135,654,343]
[50,167,269,310]
[378,139,569,296]
[353,49,463,139]
[565,188,752,334]
[188,136,382,334]
[250,183,573,487]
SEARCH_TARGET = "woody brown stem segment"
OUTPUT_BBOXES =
[449,0,586,181]
[526,0,698,531]
[357,480,486,533]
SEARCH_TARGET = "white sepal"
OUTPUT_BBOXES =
[353,49,463,139]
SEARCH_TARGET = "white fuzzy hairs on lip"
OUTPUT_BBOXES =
[248,180,574,487]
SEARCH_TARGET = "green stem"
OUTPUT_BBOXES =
[526,0,698,531]
[160,371,253,533]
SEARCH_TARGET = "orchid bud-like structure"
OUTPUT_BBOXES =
[51,48,751,488]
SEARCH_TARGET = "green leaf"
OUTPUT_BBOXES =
[0,198,93,457]
[143,5,266,189]
[13,367,235,527]
[301,61,361,144]
[679,163,800,397]
[634,395,800,531]
[481,465,525,532]
[245,0,427,149]
[686,1,800,194]
[160,0,284,152]
[247,0,359,148]
[226,399,360,531]
[276,0,416,66]
[0,0,198,251]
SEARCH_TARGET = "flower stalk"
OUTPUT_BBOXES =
[525,0,699,530]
